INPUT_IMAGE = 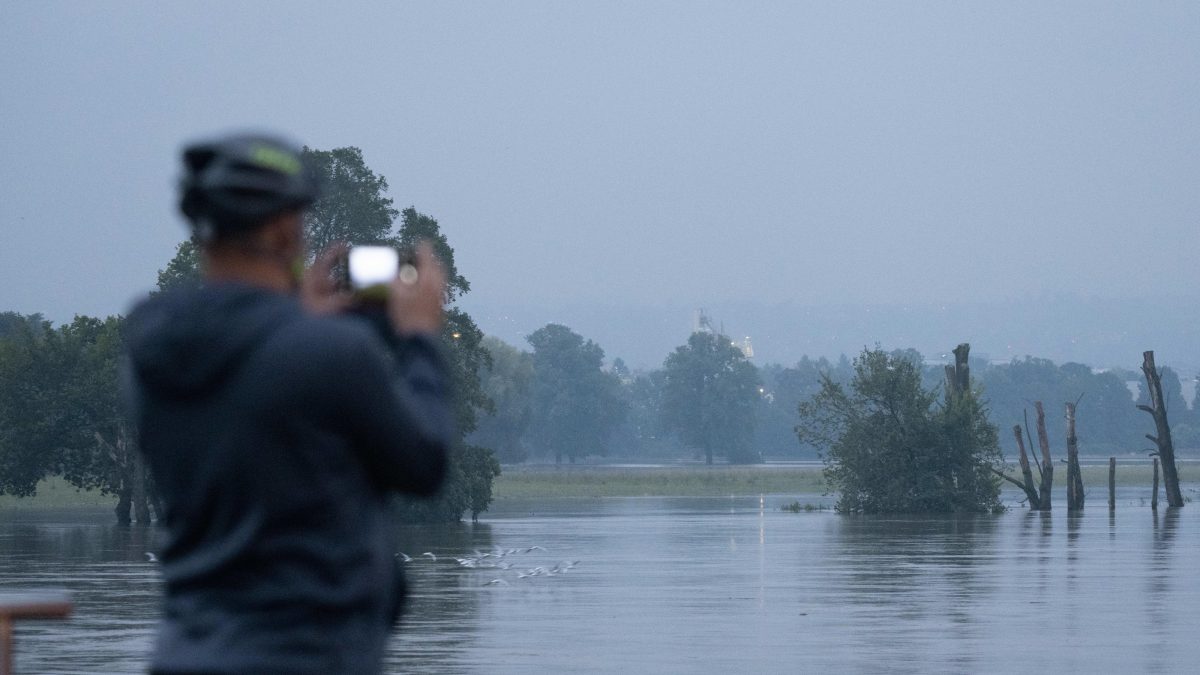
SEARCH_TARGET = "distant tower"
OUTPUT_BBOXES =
[692,309,715,335]
[738,336,754,359]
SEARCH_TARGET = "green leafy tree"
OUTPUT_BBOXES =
[54,315,155,523]
[387,206,497,521]
[301,146,400,253]
[0,313,153,522]
[396,207,470,302]
[527,324,626,464]
[470,337,535,463]
[756,357,851,459]
[797,348,1003,513]
[980,357,1144,457]
[151,146,499,522]
[156,238,201,291]
[610,368,686,460]
[0,313,59,496]
[661,332,762,464]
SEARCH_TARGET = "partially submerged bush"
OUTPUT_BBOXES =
[797,348,1003,514]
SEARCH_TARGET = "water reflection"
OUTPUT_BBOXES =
[0,511,165,674]
[2,497,1199,674]
[386,521,493,672]
[1143,507,1181,671]
[831,515,999,673]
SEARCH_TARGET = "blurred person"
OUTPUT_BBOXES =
[124,133,453,674]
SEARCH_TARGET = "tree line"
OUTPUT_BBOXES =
[0,146,500,523]
[2,143,1196,519]
[471,335,1199,466]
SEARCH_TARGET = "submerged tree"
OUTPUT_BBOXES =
[0,313,60,496]
[797,346,1003,513]
[0,313,156,523]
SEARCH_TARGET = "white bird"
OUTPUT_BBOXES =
[422,552,438,561]
[397,552,413,562]
[144,552,158,563]
[485,579,508,586]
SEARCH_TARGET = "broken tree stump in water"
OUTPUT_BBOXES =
[1152,457,1160,512]
[1108,457,1116,512]
[1065,402,1084,512]
[1139,351,1184,508]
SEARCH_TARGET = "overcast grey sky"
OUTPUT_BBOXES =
[1,2,1197,365]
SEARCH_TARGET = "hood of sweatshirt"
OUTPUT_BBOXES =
[125,284,298,399]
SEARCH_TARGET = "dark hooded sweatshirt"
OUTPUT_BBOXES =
[124,283,451,674]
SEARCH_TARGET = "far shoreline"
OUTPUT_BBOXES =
[3,462,1196,509]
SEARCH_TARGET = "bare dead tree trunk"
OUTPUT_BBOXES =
[1065,402,1084,511]
[1108,457,1116,512]
[1152,457,1160,511]
[952,344,970,394]
[943,344,972,399]
[1006,425,1042,509]
[1034,402,1053,511]
[1139,351,1184,508]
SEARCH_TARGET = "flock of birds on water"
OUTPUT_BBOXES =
[397,546,581,587]
[144,545,580,587]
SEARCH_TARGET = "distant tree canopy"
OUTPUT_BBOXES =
[756,357,853,458]
[298,148,498,523]
[662,331,761,464]
[302,146,400,253]
[470,337,534,464]
[979,358,1151,456]
[526,324,625,464]
[155,238,200,292]
[396,207,470,303]
[798,348,1004,513]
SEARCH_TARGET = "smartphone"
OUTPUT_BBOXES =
[345,246,417,296]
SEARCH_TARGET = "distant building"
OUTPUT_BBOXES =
[691,309,753,359]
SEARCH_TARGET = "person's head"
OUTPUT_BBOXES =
[179,133,319,286]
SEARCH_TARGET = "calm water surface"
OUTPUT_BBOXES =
[3,491,1198,674]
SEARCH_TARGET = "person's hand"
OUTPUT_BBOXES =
[300,243,352,315]
[387,242,446,336]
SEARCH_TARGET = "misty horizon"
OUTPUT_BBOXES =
[2,3,1196,361]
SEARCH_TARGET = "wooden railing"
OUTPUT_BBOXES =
[0,592,72,675]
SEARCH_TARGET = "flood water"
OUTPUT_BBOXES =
[3,491,1198,674]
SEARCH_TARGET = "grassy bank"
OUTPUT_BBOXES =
[5,463,1196,509]
[494,462,1200,500]
[0,476,115,510]
[492,465,828,499]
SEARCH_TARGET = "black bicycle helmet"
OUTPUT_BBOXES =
[179,133,319,240]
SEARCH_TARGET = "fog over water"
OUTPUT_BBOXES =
[2,3,1197,369]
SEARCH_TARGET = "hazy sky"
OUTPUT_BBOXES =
[2,2,1197,364]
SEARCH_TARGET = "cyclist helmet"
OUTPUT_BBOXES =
[179,133,319,241]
